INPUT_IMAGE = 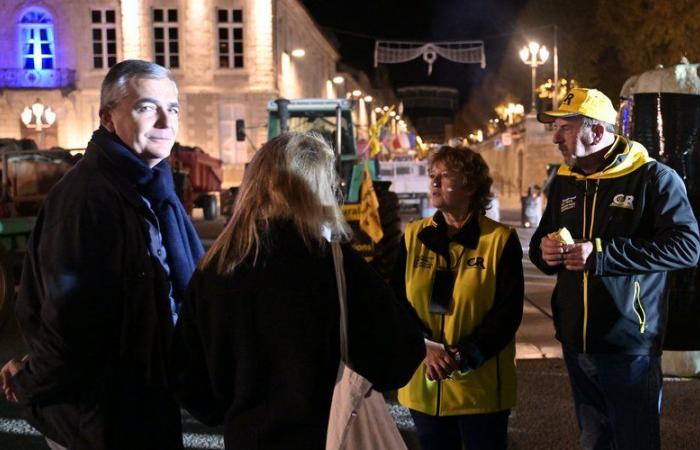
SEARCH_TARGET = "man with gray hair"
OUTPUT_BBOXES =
[529,88,700,449]
[0,60,203,449]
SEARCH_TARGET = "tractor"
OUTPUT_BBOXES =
[266,98,402,278]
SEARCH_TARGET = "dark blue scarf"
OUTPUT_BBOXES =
[90,127,204,303]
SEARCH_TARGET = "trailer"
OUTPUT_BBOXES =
[0,144,77,329]
[170,143,223,220]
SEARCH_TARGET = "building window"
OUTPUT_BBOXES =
[153,8,179,68]
[217,8,243,69]
[91,9,117,69]
[19,8,55,70]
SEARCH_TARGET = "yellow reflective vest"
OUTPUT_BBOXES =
[398,214,517,415]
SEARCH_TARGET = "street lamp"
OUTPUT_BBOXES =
[520,42,549,114]
[21,98,56,148]
[506,102,525,125]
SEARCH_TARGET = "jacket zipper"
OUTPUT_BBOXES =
[435,314,445,416]
[633,280,647,333]
[581,179,600,353]
[582,180,588,353]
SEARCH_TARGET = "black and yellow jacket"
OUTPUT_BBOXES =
[391,212,524,415]
[530,136,700,355]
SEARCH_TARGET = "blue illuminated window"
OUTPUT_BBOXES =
[19,8,55,70]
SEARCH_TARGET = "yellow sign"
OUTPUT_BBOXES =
[359,163,384,243]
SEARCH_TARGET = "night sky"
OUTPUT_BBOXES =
[300,0,531,107]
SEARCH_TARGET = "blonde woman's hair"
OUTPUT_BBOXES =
[201,132,350,274]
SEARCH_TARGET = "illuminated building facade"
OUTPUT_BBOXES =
[0,0,342,185]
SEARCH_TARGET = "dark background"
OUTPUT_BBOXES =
[301,0,700,131]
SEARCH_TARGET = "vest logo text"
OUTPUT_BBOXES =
[560,196,576,213]
[413,255,434,269]
[466,257,485,270]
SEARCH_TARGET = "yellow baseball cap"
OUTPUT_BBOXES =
[538,88,617,125]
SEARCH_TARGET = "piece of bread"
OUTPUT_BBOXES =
[547,227,574,245]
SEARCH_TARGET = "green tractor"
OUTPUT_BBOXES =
[267,98,401,278]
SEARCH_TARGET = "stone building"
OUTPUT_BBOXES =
[473,114,561,200]
[0,0,350,185]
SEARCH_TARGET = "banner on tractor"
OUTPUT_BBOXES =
[359,163,383,243]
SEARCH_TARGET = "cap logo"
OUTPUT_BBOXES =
[539,88,616,125]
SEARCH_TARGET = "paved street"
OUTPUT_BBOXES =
[512,224,562,361]
[1,208,699,449]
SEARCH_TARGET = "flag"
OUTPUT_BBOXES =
[368,106,394,158]
[398,132,410,149]
[356,138,369,158]
[359,163,384,243]
[408,132,417,148]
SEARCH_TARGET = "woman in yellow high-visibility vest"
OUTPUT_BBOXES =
[390,145,524,450]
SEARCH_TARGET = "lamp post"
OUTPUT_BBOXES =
[332,75,345,99]
[20,98,56,149]
[519,42,549,115]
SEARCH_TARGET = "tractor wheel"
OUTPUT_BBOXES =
[173,171,194,215]
[201,194,219,221]
[371,181,402,280]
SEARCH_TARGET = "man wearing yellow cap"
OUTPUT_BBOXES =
[529,88,700,450]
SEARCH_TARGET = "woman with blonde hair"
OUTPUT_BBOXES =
[172,132,424,449]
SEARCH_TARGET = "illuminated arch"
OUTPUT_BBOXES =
[18,7,55,70]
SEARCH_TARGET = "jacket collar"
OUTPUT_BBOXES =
[417,211,480,262]
[557,135,654,180]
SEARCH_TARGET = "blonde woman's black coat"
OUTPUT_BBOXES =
[173,221,426,450]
